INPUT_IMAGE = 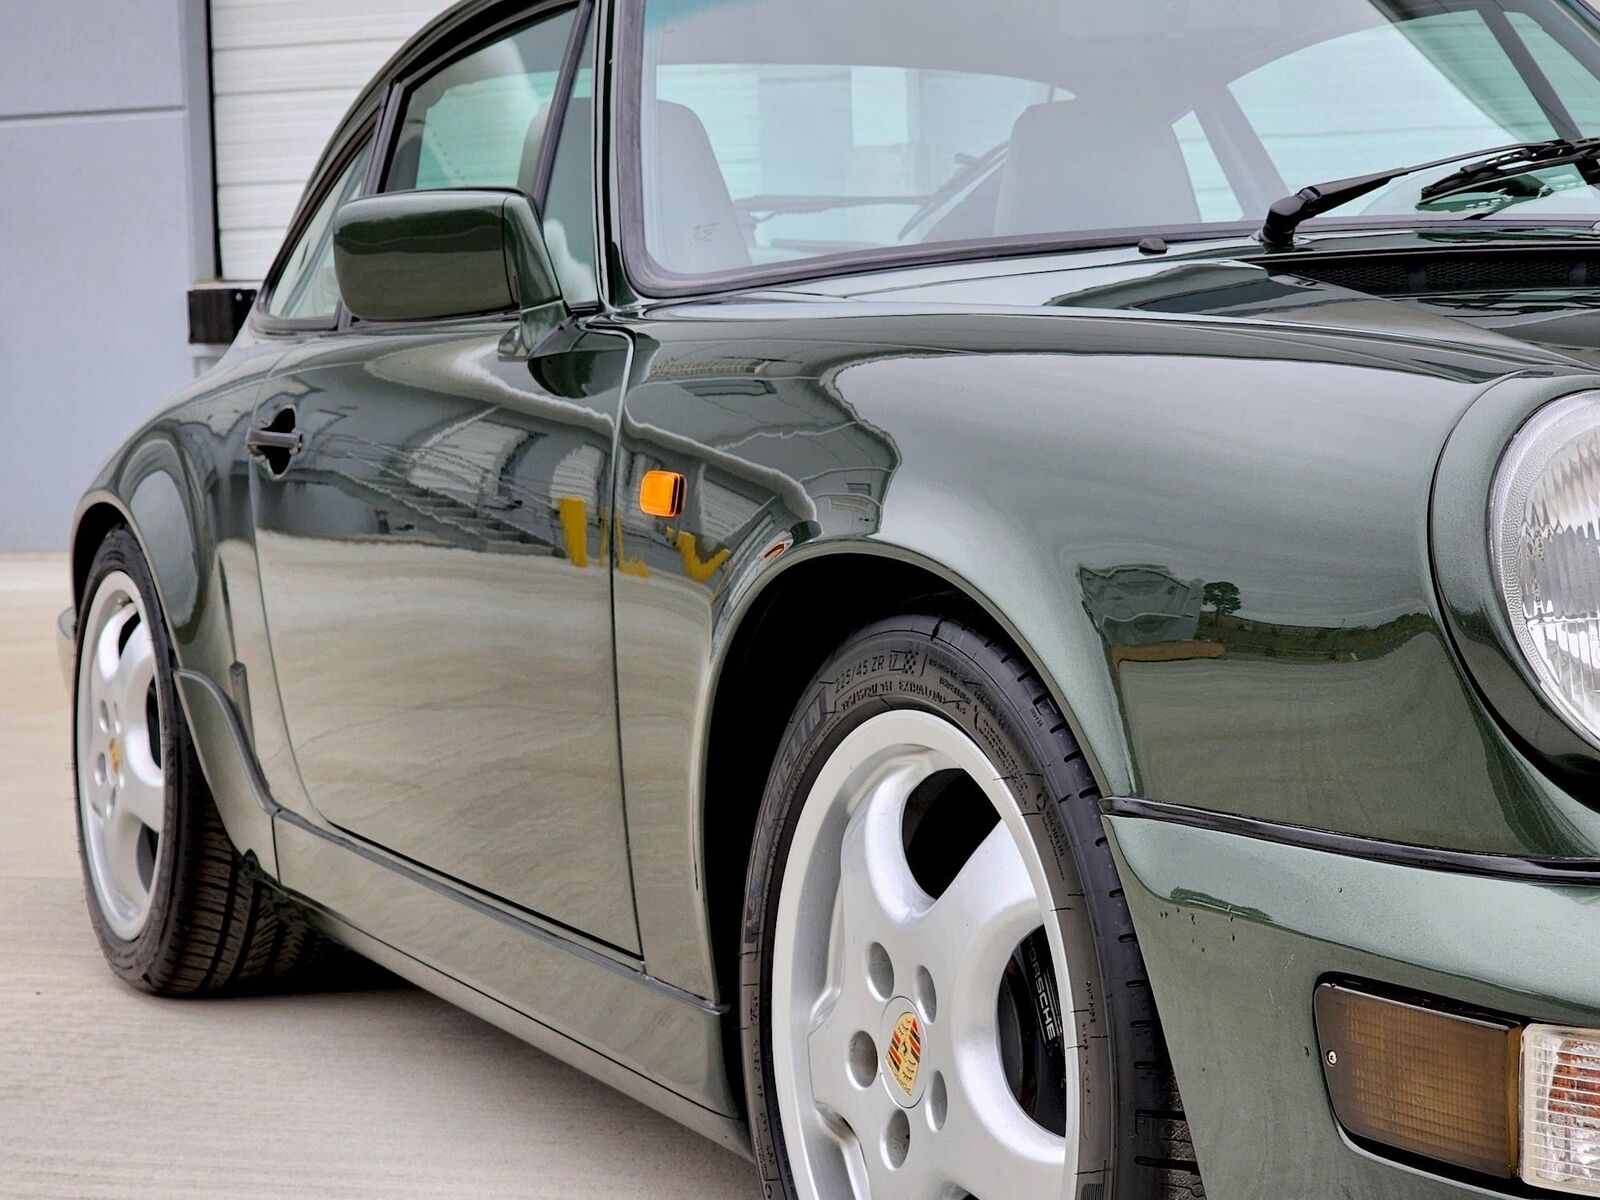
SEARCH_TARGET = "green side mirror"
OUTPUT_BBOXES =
[333,189,564,326]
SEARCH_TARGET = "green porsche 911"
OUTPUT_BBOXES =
[61,0,1600,1196]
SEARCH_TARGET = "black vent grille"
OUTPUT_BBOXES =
[1270,250,1600,296]
[1302,259,1412,293]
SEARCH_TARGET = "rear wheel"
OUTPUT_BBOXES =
[741,614,1203,1200]
[74,528,336,994]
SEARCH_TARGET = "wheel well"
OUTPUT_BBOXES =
[703,552,1003,1111]
[71,503,128,609]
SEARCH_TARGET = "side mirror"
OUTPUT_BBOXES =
[333,189,565,330]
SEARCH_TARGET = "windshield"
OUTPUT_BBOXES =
[625,0,1600,290]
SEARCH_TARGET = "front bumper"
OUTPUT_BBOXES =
[1107,808,1600,1199]
[56,606,74,692]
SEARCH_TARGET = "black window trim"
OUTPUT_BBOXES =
[252,114,379,337]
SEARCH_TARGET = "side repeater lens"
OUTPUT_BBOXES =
[1491,394,1600,747]
[1524,1026,1600,1195]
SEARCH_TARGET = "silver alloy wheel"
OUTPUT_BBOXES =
[76,571,166,941]
[772,710,1077,1200]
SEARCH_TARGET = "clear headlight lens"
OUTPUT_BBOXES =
[1491,394,1600,746]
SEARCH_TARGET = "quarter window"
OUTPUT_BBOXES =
[266,140,372,322]
[384,10,580,195]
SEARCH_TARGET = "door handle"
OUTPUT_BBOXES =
[247,410,302,472]
[246,429,303,455]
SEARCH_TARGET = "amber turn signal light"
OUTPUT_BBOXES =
[1315,983,1520,1179]
[639,469,686,518]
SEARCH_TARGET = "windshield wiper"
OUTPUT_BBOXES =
[1258,136,1600,249]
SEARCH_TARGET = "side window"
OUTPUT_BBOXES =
[266,140,372,321]
[383,9,579,195]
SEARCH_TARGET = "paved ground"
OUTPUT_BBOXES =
[0,553,754,1199]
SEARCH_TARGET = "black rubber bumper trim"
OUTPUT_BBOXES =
[1101,796,1600,886]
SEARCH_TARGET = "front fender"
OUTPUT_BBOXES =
[610,301,1600,997]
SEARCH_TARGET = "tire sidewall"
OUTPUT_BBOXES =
[74,529,191,989]
[740,617,1120,1200]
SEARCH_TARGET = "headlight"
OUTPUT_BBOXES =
[1491,394,1600,746]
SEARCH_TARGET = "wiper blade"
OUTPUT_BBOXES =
[1258,137,1600,249]
[1420,137,1600,203]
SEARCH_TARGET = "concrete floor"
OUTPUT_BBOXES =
[0,554,754,1199]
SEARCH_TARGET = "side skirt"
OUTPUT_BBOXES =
[309,908,750,1158]
[274,813,743,1135]
[179,665,746,1144]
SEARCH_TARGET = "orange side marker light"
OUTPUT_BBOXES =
[639,470,686,518]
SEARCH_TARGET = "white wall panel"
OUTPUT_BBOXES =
[0,114,198,551]
[210,0,454,280]
[0,0,185,117]
[0,0,212,551]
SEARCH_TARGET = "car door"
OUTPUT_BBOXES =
[246,5,641,953]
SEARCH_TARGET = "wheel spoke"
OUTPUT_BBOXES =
[93,603,136,693]
[916,820,1042,998]
[113,621,156,721]
[118,751,165,834]
[807,999,856,1119]
[937,1064,1070,1200]
[102,810,150,909]
[838,759,932,940]
[807,1006,887,1146]
[917,822,1062,1199]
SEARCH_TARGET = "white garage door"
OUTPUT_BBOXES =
[210,0,455,282]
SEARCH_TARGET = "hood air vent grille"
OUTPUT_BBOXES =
[1269,250,1600,297]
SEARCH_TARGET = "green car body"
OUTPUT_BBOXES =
[61,0,1600,1195]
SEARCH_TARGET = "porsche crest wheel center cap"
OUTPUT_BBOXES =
[881,999,926,1107]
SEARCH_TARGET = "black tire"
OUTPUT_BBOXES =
[740,613,1203,1200]
[74,527,337,995]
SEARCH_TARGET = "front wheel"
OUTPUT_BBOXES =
[741,615,1202,1200]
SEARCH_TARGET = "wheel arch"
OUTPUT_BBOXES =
[70,497,135,612]
[70,440,211,641]
[699,541,1116,1112]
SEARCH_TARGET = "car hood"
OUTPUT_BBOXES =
[781,230,1600,370]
